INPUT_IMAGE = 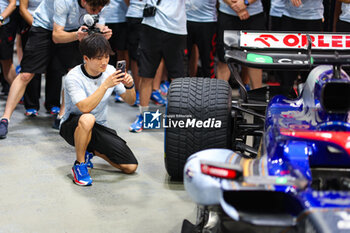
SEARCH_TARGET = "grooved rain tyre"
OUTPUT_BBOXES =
[164,78,232,179]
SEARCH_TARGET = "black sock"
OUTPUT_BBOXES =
[74,160,81,165]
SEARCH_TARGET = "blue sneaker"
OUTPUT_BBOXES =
[129,114,143,133]
[160,81,170,96]
[85,151,94,168]
[50,106,60,115]
[25,109,38,116]
[0,118,9,139]
[15,65,21,75]
[151,90,167,106]
[19,97,24,105]
[115,94,124,103]
[133,91,140,107]
[72,162,93,186]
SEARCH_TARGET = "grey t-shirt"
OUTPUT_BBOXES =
[142,0,187,35]
[218,0,263,17]
[340,3,350,23]
[33,0,104,31]
[61,64,126,127]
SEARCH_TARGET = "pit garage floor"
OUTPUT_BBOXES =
[0,93,196,233]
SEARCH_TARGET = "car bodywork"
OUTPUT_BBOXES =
[182,31,350,233]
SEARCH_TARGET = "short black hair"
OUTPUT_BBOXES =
[85,0,110,9]
[79,33,114,59]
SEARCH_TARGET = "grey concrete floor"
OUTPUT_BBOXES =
[0,93,196,233]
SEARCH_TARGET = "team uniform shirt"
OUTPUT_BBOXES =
[0,0,11,25]
[28,0,43,15]
[100,0,127,23]
[270,0,285,17]
[53,0,90,31]
[282,0,323,20]
[126,0,145,18]
[62,64,126,126]
[186,0,217,22]
[218,0,263,17]
[33,0,104,31]
[340,3,350,23]
[142,0,187,35]
[32,0,54,29]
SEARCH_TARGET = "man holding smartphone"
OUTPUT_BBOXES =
[60,33,138,186]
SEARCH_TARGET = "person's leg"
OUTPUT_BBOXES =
[196,22,217,79]
[188,45,199,77]
[245,13,266,89]
[23,74,42,112]
[216,12,240,81]
[88,123,138,174]
[130,25,163,132]
[217,61,231,81]
[127,17,142,92]
[2,72,34,119]
[93,151,137,174]
[140,77,154,107]
[247,67,263,89]
[0,60,16,85]
[74,113,96,163]
[152,59,165,90]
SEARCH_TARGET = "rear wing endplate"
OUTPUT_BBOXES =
[224,31,350,69]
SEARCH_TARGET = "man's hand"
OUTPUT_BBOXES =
[231,0,247,13]
[77,26,89,41]
[100,25,112,40]
[238,9,250,20]
[103,70,125,89]
[122,73,134,88]
[290,0,302,7]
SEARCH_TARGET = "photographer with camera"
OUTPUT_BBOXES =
[60,33,137,186]
[129,0,187,133]
[0,0,112,139]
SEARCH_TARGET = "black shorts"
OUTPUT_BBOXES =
[20,26,54,73]
[217,12,266,63]
[281,15,323,32]
[106,22,128,51]
[187,21,217,78]
[0,23,15,60]
[127,17,143,61]
[138,24,186,79]
[60,114,138,165]
[270,16,282,31]
[336,20,350,32]
[20,26,82,74]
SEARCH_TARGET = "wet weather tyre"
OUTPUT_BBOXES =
[164,77,232,179]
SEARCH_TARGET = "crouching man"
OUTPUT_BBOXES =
[59,33,138,186]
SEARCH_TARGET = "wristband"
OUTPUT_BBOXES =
[125,83,135,89]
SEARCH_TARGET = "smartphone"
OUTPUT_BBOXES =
[117,60,126,78]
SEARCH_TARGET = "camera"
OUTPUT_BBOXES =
[82,14,101,34]
[143,4,157,17]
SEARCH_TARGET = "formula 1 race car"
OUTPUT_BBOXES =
[164,31,350,233]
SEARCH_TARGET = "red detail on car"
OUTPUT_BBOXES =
[280,129,350,155]
[254,34,279,47]
[201,164,238,179]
